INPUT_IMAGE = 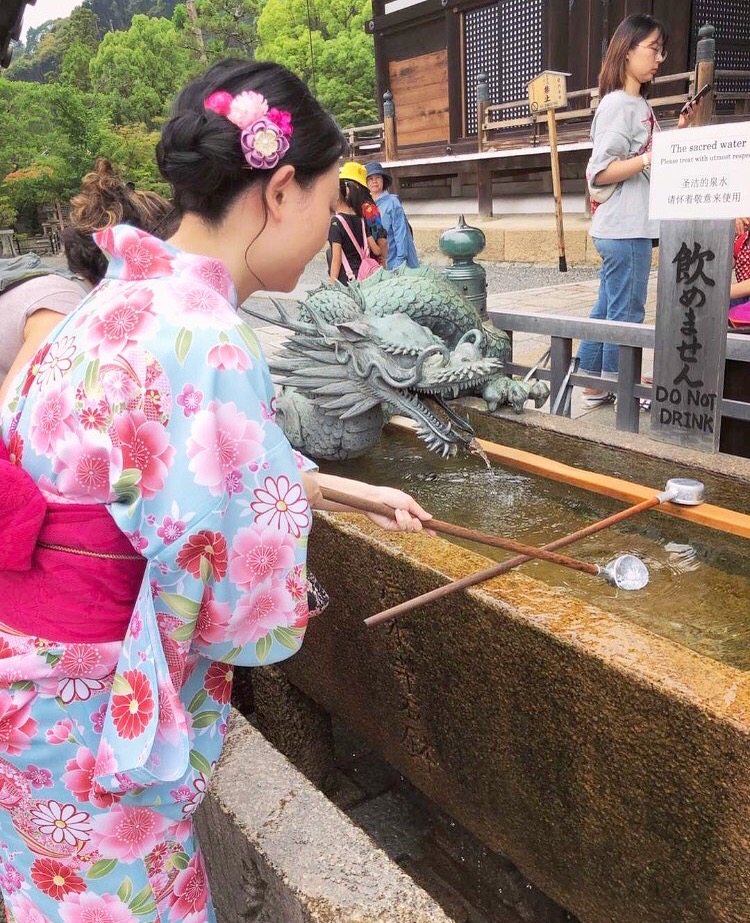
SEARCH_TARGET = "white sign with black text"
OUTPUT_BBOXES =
[649,120,750,222]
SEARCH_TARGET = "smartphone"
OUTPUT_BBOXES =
[681,83,711,114]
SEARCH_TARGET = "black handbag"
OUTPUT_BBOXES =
[306,572,329,617]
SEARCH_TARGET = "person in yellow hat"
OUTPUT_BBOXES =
[328,161,387,284]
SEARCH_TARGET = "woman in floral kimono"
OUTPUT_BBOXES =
[0,60,430,923]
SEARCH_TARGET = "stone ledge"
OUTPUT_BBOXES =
[197,710,453,923]
[412,225,599,266]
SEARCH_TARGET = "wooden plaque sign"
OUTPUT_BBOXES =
[650,219,735,452]
[527,71,569,113]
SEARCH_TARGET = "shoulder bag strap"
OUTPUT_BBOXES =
[335,213,369,259]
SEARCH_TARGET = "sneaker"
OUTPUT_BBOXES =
[584,391,616,406]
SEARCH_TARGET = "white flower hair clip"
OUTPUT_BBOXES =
[204,89,293,170]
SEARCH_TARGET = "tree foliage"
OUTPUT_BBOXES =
[7,8,101,84]
[89,15,197,128]
[0,79,97,217]
[23,20,56,56]
[174,0,264,61]
[82,0,181,33]
[1,0,377,226]
[0,195,18,229]
[96,123,168,194]
[256,0,376,127]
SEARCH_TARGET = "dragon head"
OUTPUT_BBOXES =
[246,299,502,458]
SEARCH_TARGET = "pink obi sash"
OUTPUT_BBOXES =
[0,440,145,642]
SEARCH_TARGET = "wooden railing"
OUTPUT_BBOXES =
[343,122,384,159]
[486,309,750,436]
[478,72,696,153]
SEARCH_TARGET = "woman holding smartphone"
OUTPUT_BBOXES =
[579,13,696,404]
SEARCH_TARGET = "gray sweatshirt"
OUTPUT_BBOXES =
[587,90,658,240]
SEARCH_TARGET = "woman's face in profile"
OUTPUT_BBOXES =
[261,162,340,293]
[626,28,665,86]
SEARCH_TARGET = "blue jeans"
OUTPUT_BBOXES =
[578,237,652,379]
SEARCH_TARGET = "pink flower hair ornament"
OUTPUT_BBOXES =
[204,90,293,171]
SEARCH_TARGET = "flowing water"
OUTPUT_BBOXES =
[322,430,750,672]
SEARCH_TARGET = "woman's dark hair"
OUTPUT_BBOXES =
[157,59,347,224]
[64,158,176,285]
[599,14,667,98]
[340,179,375,219]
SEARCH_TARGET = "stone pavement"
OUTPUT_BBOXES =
[486,269,658,430]
[244,268,659,434]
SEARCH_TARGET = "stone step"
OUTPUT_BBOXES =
[409,213,599,266]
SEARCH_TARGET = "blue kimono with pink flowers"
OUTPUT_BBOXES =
[0,225,316,922]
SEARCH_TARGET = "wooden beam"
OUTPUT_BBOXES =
[368,0,445,34]
[446,5,463,143]
[388,418,750,541]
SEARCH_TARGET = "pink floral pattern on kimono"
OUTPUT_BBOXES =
[0,225,318,922]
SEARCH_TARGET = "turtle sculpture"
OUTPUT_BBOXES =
[246,267,549,461]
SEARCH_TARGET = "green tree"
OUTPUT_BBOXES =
[60,40,96,91]
[82,0,181,33]
[0,79,99,220]
[96,123,169,194]
[256,0,376,127]
[89,15,196,128]
[0,195,17,228]
[174,0,265,61]
[7,8,101,84]
[21,20,56,56]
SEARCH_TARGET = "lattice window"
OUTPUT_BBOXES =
[497,0,543,119]
[464,3,500,136]
[690,0,750,107]
[691,0,750,48]
[463,0,543,135]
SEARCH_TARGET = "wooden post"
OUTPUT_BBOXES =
[477,164,493,219]
[650,219,734,453]
[383,90,397,161]
[547,107,567,272]
[693,23,716,127]
[476,72,489,153]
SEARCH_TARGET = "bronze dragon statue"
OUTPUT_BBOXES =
[245,267,549,461]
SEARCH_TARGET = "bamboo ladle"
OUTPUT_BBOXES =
[356,478,704,627]
[320,486,649,595]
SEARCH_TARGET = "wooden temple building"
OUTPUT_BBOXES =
[363,0,750,210]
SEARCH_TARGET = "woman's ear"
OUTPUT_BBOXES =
[265,164,297,220]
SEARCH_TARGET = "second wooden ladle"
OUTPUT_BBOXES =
[320,486,649,591]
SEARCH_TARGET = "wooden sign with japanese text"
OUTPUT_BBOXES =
[650,220,734,452]
[527,71,568,113]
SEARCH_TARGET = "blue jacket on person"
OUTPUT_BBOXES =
[375,191,419,270]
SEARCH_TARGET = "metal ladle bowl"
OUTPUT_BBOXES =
[598,553,650,591]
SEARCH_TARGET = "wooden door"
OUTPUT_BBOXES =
[389,49,449,148]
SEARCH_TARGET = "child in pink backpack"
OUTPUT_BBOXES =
[327,161,385,284]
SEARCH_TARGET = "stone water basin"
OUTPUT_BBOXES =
[322,428,750,672]
[266,424,750,923]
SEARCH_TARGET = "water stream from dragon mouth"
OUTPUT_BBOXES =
[468,438,493,471]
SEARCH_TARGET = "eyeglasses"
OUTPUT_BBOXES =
[637,43,668,62]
